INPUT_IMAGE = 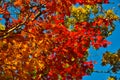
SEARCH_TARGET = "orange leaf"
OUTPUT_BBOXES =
[0,18,2,20]
[97,18,103,26]
[14,0,22,7]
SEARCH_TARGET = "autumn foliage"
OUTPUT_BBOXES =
[0,0,119,79]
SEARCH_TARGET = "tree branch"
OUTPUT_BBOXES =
[94,70,120,74]
[0,10,42,39]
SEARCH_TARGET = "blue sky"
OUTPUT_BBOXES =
[83,0,120,80]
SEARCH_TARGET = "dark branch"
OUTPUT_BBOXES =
[94,70,120,74]
[0,10,42,39]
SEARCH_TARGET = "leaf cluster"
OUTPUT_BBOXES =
[102,49,120,73]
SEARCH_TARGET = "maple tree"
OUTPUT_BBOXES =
[0,0,119,80]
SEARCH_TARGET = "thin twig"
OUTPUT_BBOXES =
[94,70,120,74]
[0,10,42,39]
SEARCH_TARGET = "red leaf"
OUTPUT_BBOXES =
[96,36,103,41]
[104,0,109,4]
[77,52,83,58]
[0,18,2,20]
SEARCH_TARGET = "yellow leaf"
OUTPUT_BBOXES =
[0,23,5,30]
[38,61,45,70]
[63,63,70,68]
[108,77,115,80]
[84,5,92,9]
[38,40,43,45]
[71,57,75,61]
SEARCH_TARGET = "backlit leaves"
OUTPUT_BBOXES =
[0,23,5,30]
[0,0,119,79]
[108,76,116,80]
[102,50,120,73]
[105,9,119,20]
